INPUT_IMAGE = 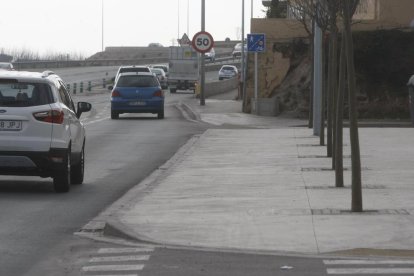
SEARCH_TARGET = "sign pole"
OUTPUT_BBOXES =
[254,52,258,112]
[200,0,206,106]
[241,0,246,112]
[247,33,265,114]
[192,30,214,106]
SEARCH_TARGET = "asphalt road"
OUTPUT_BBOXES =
[0,66,337,276]
[0,89,206,275]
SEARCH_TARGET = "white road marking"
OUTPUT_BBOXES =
[97,247,154,254]
[327,268,414,274]
[89,255,150,262]
[324,260,414,265]
[83,116,110,125]
[89,275,138,276]
[82,264,144,272]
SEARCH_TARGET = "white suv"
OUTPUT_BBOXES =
[0,70,92,193]
[114,65,151,84]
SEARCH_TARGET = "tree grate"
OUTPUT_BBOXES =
[311,209,410,215]
[297,144,326,147]
[298,155,351,159]
[305,185,386,190]
[301,167,370,172]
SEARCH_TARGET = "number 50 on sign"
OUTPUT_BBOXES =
[192,31,214,53]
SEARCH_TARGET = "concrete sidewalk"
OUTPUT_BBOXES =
[87,92,414,257]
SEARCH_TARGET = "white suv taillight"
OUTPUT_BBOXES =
[33,110,64,124]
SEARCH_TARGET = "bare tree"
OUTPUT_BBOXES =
[265,0,288,18]
[335,34,346,188]
[325,0,340,162]
[342,0,363,212]
[287,0,363,211]
[285,1,315,128]
[288,0,330,144]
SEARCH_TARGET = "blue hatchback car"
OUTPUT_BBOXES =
[110,72,164,119]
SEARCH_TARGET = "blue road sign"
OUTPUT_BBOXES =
[247,33,266,52]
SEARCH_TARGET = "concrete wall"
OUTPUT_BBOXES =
[352,0,414,31]
[377,0,414,28]
[247,18,302,104]
[256,0,414,35]
[251,18,308,40]
[204,77,238,98]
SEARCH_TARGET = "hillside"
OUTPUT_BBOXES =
[272,29,414,119]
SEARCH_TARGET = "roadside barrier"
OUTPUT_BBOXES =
[67,79,112,96]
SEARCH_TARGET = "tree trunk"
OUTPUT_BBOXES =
[331,28,339,169]
[327,33,334,157]
[335,35,346,188]
[309,26,315,128]
[343,0,363,212]
[319,38,326,146]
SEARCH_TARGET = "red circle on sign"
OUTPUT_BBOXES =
[192,31,214,53]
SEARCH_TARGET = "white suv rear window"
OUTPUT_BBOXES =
[0,81,53,107]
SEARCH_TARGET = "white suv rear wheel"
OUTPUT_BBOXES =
[53,148,71,193]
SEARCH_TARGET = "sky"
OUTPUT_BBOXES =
[0,0,267,58]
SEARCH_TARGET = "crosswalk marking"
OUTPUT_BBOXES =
[82,264,144,272]
[327,268,414,274]
[97,247,154,254]
[81,246,154,275]
[325,259,414,275]
[89,255,150,262]
[324,260,414,265]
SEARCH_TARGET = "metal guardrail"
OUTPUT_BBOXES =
[13,52,235,70]
[13,57,240,74]
[13,57,169,70]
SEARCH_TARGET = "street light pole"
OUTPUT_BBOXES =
[178,0,180,40]
[241,0,247,112]
[101,0,104,52]
[187,0,190,36]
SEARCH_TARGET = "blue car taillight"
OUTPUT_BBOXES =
[153,90,163,97]
[111,90,121,97]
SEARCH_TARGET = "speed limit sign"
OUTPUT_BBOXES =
[192,31,214,53]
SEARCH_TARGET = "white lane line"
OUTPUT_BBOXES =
[324,260,414,265]
[82,264,144,272]
[97,247,154,254]
[83,116,110,125]
[89,255,150,262]
[89,275,138,276]
[327,268,414,274]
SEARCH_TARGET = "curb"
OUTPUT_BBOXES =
[175,101,201,122]
[78,217,414,259]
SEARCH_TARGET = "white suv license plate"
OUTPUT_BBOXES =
[0,120,22,131]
